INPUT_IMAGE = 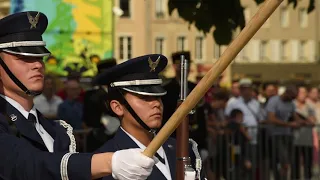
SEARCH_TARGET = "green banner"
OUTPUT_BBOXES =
[11,0,114,77]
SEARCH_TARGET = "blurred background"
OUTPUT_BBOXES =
[4,0,320,179]
[2,0,318,87]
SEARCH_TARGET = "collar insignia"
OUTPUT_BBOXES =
[10,114,17,122]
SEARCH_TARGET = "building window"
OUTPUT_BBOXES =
[280,40,287,61]
[177,36,186,51]
[155,0,164,18]
[155,37,164,54]
[260,40,268,61]
[214,43,220,59]
[298,40,306,59]
[280,7,289,27]
[120,0,130,17]
[195,37,203,60]
[298,8,308,28]
[119,36,132,60]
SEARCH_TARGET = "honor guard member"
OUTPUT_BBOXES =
[161,51,207,152]
[93,54,205,180]
[83,58,120,152]
[0,11,156,180]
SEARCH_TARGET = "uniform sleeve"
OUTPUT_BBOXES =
[0,117,93,180]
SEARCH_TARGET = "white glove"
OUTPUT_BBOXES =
[112,148,156,180]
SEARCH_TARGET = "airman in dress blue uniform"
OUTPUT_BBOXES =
[0,11,156,180]
[92,54,205,179]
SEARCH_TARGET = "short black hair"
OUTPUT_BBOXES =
[229,109,243,119]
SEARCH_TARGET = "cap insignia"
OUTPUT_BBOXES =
[148,56,160,72]
[27,12,40,29]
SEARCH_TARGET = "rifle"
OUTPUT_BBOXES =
[176,55,196,180]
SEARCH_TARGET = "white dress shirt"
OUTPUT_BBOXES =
[121,127,172,180]
[0,94,54,152]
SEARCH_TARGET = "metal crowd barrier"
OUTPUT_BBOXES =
[206,124,320,180]
[72,124,320,180]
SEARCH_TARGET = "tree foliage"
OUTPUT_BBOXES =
[168,0,315,45]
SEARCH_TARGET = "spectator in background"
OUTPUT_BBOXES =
[82,58,119,152]
[265,85,302,180]
[307,87,320,123]
[261,82,278,105]
[292,85,315,180]
[56,72,85,102]
[58,76,84,130]
[307,86,320,165]
[206,89,230,138]
[257,81,278,180]
[231,79,240,98]
[252,86,259,100]
[34,74,62,120]
[226,79,240,105]
[204,89,229,179]
[225,78,263,180]
[224,109,252,178]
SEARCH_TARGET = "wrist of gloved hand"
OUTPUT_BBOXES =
[111,148,156,180]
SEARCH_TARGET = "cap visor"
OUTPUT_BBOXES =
[122,85,167,96]
[3,46,51,57]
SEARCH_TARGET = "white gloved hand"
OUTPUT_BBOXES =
[111,148,156,180]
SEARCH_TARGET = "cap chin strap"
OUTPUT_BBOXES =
[118,90,157,136]
[0,58,42,96]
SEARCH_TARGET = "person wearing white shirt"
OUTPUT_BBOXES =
[34,75,62,120]
[224,78,263,180]
[94,54,204,180]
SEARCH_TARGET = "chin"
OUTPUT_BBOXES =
[148,120,162,129]
[28,84,44,93]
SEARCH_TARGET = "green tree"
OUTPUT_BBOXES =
[168,0,315,45]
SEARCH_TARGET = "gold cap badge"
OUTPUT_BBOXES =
[27,12,40,29]
[148,56,160,72]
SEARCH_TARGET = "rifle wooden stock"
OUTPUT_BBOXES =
[143,0,284,158]
[176,101,190,180]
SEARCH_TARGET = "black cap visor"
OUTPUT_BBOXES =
[3,46,51,57]
[122,85,167,96]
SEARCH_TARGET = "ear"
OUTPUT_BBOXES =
[110,99,124,117]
